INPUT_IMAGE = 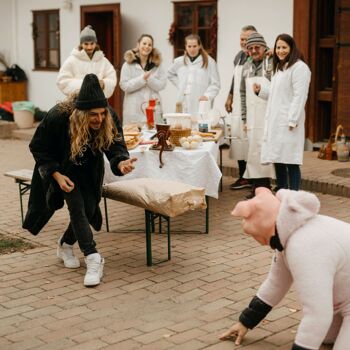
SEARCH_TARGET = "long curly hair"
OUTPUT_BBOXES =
[69,108,120,161]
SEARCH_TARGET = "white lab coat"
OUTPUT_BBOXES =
[57,48,117,98]
[168,55,220,116]
[229,63,248,161]
[261,60,311,165]
[120,49,167,126]
[243,63,275,179]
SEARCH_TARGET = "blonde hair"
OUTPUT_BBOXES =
[69,108,120,161]
[184,34,209,69]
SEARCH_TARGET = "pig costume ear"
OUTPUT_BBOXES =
[275,189,320,245]
[276,189,320,217]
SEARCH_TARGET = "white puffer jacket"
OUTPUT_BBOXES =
[119,48,167,125]
[257,189,350,349]
[57,48,117,98]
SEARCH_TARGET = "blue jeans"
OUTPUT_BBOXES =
[274,163,301,191]
[61,185,97,256]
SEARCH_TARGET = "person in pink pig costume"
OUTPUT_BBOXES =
[220,187,350,350]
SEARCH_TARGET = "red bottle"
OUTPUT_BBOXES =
[144,99,156,129]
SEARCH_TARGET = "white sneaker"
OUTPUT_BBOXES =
[57,238,80,269]
[84,253,104,287]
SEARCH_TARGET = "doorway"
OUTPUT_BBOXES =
[294,0,350,143]
[81,3,122,119]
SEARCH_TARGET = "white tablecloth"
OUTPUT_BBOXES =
[104,141,222,199]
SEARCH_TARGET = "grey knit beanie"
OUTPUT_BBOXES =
[80,25,97,44]
[246,32,266,49]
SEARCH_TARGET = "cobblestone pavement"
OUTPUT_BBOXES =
[1,139,348,350]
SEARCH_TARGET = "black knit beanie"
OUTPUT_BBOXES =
[75,74,107,110]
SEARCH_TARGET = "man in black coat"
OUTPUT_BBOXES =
[23,73,136,287]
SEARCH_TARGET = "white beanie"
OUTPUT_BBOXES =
[80,25,97,44]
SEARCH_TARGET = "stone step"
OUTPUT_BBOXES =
[11,125,37,141]
[0,121,17,139]
[222,164,350,199]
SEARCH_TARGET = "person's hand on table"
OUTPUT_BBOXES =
[118,157,137,175]
[199,95,209,101]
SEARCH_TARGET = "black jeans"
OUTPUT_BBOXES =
[274,163,301,191]
[251,177,271,190]
[238,160,247,179]
[62,185,97,256]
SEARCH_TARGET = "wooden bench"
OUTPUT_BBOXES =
[4,169,33,224]
[4,170,207,266]
[102,178,207,265]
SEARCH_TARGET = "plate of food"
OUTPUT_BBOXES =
[124,135,141,150]
[192,130,222,142]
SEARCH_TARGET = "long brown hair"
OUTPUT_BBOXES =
[273,33,305,73]
[69,108,120,161]
[184,34,209,69]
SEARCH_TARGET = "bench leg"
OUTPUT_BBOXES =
[219,146,223,192]
[19,183,24,225]
[145,210,153,266]
[205,196,209,234]
[167,217,171,260]
[145,211,172,266]
[17,181,31,225]
[103,196,109,232]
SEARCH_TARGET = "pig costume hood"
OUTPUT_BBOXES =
[232,187,320,248]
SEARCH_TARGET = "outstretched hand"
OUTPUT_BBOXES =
[219,322,248,346]
[118,157,137,175]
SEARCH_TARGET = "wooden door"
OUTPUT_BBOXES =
[81,4,122,119]
[335,0,350,133]
[294,0,350,142]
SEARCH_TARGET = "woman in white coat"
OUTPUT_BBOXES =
[260,34,311,190]
[120,34,167,126]
[168,34,220,116]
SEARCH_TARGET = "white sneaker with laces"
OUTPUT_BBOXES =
[57,238,80,268]
[84,253,104,287]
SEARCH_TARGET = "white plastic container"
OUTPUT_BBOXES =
[13,110,34,129]
[163,113,192,129]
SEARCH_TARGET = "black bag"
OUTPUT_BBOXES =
[5,64,27,82]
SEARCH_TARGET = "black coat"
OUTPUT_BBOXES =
[23,104,129,235]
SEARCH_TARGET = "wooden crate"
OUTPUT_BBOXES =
[0,81,27,103]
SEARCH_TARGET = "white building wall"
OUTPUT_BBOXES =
[0,0,15,70]
[1,0,293,114]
